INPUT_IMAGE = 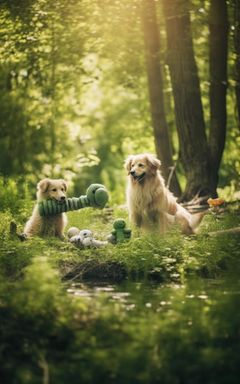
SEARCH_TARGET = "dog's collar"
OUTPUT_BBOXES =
[131,173,146,183]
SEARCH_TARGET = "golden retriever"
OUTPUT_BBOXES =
[23,178,68,239]
[125,153,203,235]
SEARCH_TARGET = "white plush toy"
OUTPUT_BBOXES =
[67,227,108,248]
[67,227,80,238]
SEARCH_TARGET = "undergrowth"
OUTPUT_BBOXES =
[0,202,239,384]
[0,202,239,283]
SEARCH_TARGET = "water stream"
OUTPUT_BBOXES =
[66,277,240,316]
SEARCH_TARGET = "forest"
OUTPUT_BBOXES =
[0,0,240,383]
[0,0,239,201]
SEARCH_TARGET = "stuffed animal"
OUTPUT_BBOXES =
[67,226,80,238]
[207,198,225,207]
[107,218,131,244]
[38,183,109,216]
[67,227,108,248]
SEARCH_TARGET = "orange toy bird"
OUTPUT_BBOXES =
[207,198,225,207]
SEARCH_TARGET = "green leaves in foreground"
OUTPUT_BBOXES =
[0,205,239,383]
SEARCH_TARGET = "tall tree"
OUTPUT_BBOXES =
[141,0,181,196]
[162,0,214,201]
[233,0,240,126]
[209,0,228,188]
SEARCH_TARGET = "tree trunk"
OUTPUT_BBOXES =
[233,0,240,126]
[141,0,181,196]
[162,0,215,201]
[209,0,228,188]
[50,14,57,176]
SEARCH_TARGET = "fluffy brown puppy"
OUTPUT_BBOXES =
[24,178,67,239]
[125,153,203,234]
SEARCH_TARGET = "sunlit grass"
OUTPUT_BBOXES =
[0,203,239,284]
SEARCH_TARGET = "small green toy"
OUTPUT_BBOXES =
[107,218,131,244]
[38,183,109,216]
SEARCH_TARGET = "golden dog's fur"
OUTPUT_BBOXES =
[24,178,68,239]
[125,153,203,235]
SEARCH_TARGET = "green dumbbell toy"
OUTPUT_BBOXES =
[108,218,131,244]
[38,183,109,216]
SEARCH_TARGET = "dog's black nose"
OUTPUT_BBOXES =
[61,196,66,201]
[130,171,136,176]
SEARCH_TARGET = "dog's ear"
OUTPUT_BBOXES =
[146,154,161,174]
[60,180,68,191]
[124,156,134,174]
[37,178,51,193]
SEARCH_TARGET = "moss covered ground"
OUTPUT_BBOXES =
[0,203,239,283]
[0,201,239,383]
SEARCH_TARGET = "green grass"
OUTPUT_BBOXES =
[0,202,240,383]
[0,203,239,283]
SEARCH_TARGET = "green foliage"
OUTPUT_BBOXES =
[0,0,239,200]
[0,197,239,383]
[0,2,240,382]
[0,210,14,241]
[0,177,31,213]
[0,244,240,383]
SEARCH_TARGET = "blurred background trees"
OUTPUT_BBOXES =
[141,0,181,196]
[0,0,239,203]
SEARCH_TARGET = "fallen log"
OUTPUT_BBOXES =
[207,227,240,236]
